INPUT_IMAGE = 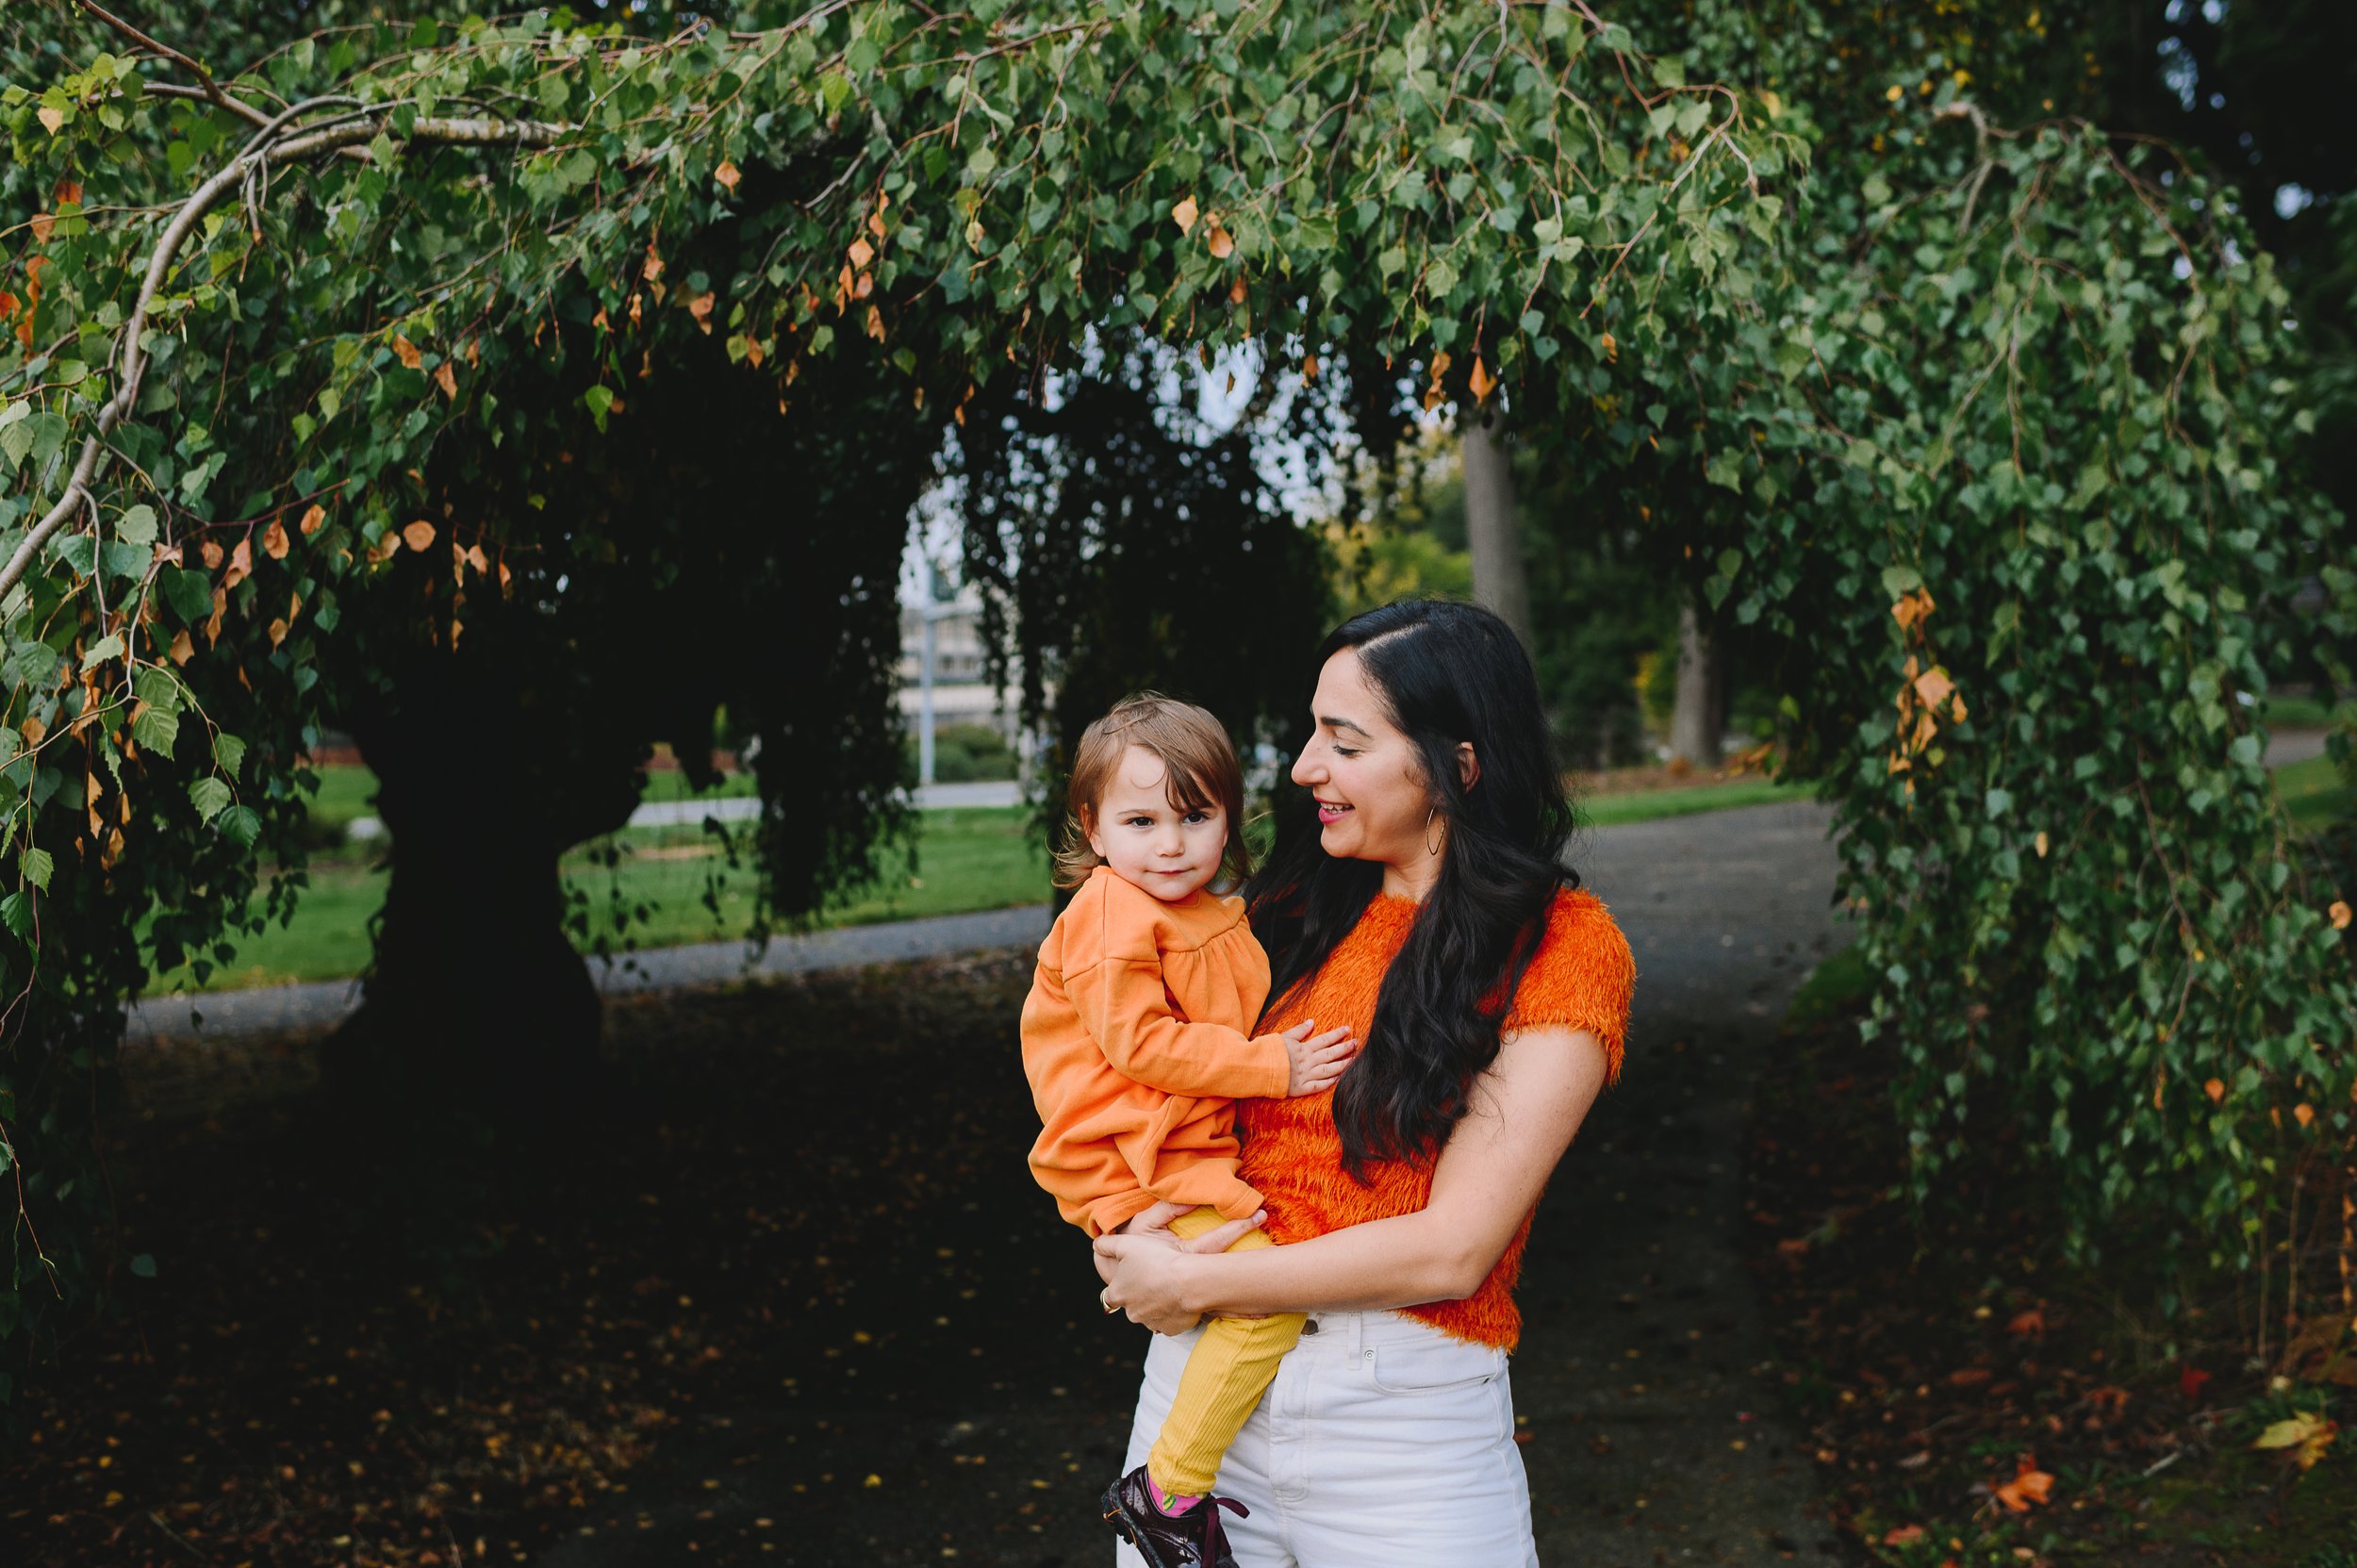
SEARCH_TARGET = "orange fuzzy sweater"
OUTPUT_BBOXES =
[1021,867,1296,1238]
[1239,887,1634,1350]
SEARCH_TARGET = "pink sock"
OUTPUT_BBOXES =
[1147,1477,1200,1514]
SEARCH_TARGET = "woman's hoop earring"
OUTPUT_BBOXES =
[1425,804,1444,858]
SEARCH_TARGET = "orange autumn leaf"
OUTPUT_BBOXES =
[643,246,665,282]
[2332,900,2352,931]
[435,360,457,399]
[262,520,289,560]
[1913,667,1956,708]
[268,618,289,649]
[1881,1526,1926,1546]
[1992,1458,2054,1512]
[1171,195,1199,234]
[299,503,326,536]
[1599,330,1618,362]
[199,538,225,569]
[168,629,193,666]
[2204,1078,2227,1103]
[393,335,422,370]
[28,212,55,244]
[687,293,716,333]
[1469,355,1495,404]
[715,158,741,190]
[1228,272,1248,305]
[53,178,81,206]
[865,303,885,341]
[2005,1307,2046,1337]
[2294,1102,2316,1128]
[224,537,253,590]
[402,520,437,553]
[848,237,875,270]
[1207,223,1235,260]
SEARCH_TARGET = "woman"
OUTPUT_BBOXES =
[1094,599,1634,1568]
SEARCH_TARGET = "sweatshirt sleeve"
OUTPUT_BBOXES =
[1063,953,1293,1100]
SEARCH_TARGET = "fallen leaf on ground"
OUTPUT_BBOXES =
[2253,1411,2337,1470]
[1992,1456,2054,1512]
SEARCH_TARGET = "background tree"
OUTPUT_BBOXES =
[955,334,1337,832]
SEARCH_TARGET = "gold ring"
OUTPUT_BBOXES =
[1100,1288,1120,1314]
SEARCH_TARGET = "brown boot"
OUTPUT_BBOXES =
[1098,1464,1247,1568]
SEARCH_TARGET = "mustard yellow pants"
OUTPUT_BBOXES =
[1146,1205,1307,1496]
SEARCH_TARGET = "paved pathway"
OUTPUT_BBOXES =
[2266,726,2334,769]
[123,903,1055,1045]
[344,781,1025,840]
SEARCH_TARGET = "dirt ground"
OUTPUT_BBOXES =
[9,801,1855,1568]
[1740,966,2357,1567]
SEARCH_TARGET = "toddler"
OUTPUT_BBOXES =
[1020,694,1356,1568]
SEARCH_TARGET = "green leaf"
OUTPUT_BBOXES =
[18,849,52,892]
[131,705,179,759]
[0,893,32,942]
[212,732,246,777]
[128,1253,157,1279]
[79,634,125,672]
[188,777,232,822]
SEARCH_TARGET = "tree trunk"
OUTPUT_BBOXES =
[1669,602,1728,769]
[321,642,642,1131]
[1461,410,1533,650]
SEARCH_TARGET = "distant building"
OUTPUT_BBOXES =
[898,589,1028,749]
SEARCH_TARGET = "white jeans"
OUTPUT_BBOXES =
[1116,1309,1540,1568]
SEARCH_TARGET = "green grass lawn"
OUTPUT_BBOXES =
[1579,775,1799,825]
[157,747,2349,995]
[164,804,1049,993]
[2260,694,2355,730]
[2279,751,2355,834]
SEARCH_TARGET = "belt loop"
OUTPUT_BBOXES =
[1348,1309,1366,1361]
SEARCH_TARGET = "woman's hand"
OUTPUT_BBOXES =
[1094,1201,1264,1334]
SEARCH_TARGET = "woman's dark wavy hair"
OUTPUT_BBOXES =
[1245,599,1577,1178]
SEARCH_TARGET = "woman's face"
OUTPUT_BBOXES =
[1290,648,1439,880]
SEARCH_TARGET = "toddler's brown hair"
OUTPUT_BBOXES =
[1054,694,1253,891]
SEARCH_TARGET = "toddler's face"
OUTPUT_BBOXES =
[1085,746,1228,903]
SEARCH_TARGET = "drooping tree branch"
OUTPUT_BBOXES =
[0,109,564,605]
[75,0,270,132]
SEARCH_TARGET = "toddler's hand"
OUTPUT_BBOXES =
[1280,1018,1359,1097]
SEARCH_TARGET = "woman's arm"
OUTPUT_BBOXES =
[1094,1023,1612,1329]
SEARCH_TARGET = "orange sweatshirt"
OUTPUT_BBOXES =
[1240,887,1635,1350]
[1021,866,1295,1237]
